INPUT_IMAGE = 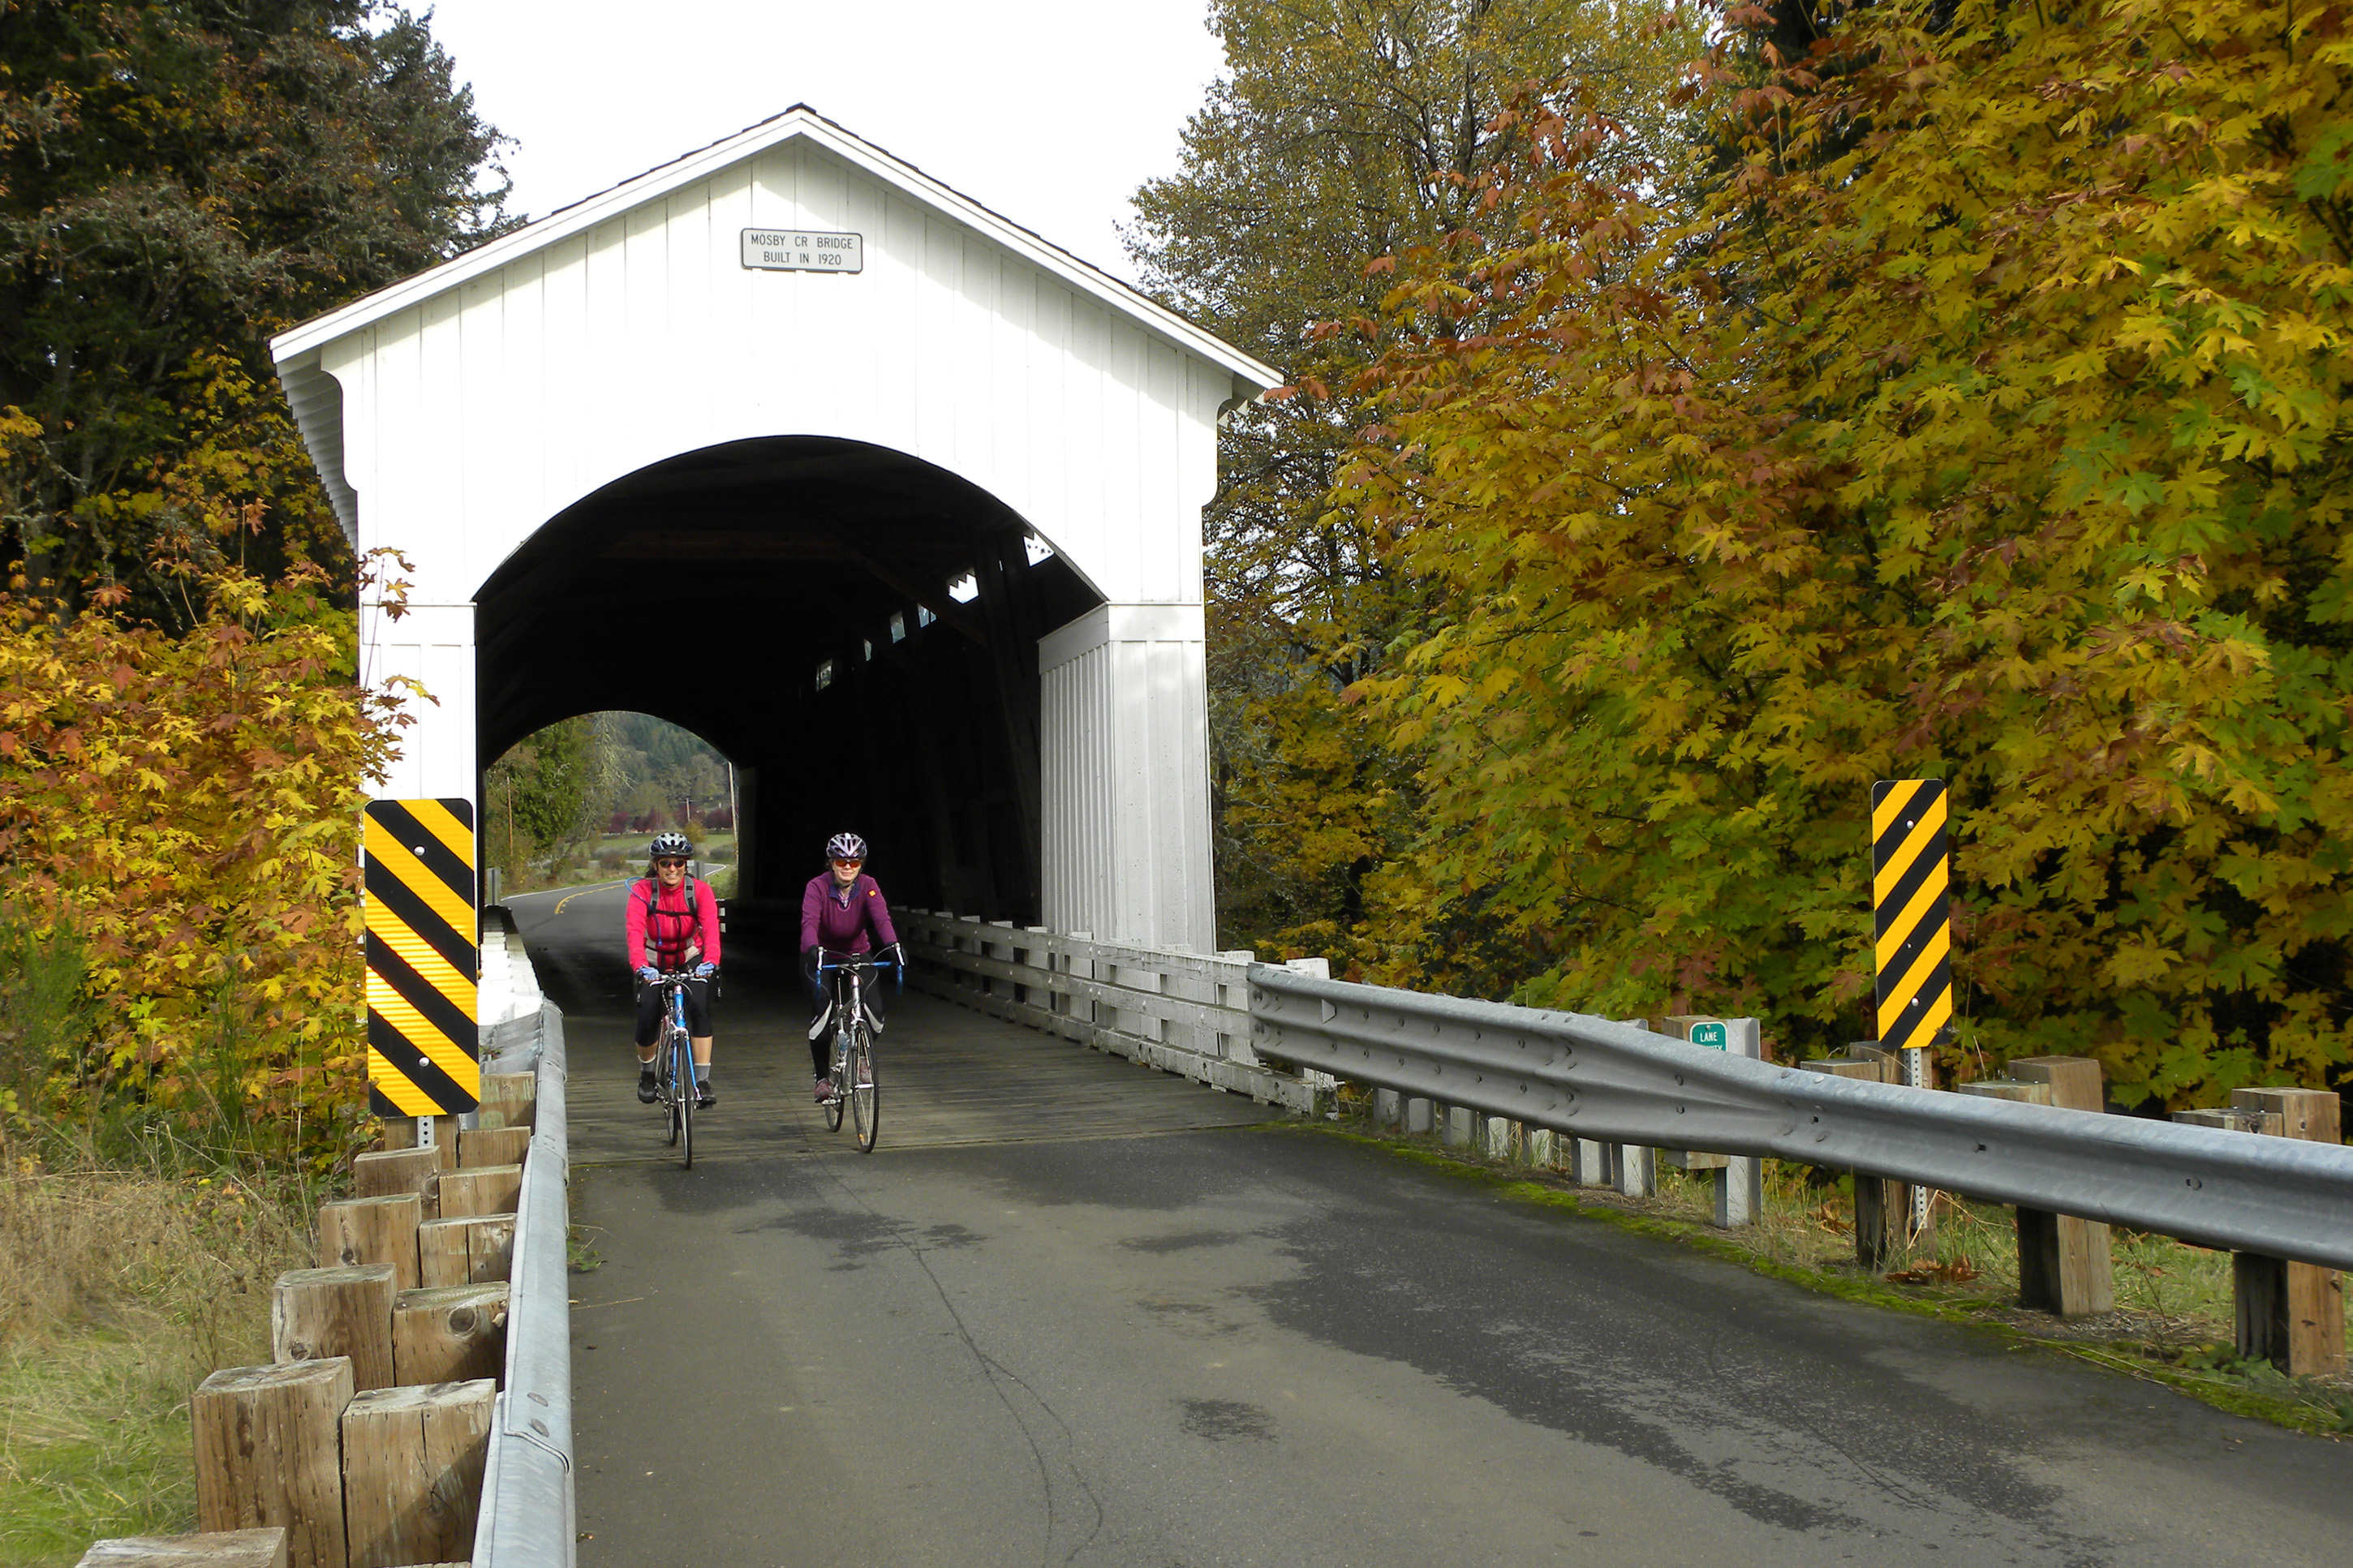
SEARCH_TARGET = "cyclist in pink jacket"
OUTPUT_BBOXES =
[800,831,900,1102]
[626,831,723,1106]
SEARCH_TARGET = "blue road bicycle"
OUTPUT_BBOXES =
[814,950,897,1153]
[649,970,699,1168]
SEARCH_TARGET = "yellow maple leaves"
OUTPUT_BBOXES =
[0,565,407,1160]
[1336,0,2353,1102]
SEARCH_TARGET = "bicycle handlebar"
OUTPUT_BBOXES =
[815,950,898,974]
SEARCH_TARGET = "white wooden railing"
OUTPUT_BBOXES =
[897,910,1326,1115]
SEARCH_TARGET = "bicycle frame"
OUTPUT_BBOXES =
[815,951,897,1055]
[815,949,897,1152]
[652,970,698,1166]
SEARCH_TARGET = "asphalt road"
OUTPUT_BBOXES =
[514,881,2353,1567]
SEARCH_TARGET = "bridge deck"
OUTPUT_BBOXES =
[523,883,1288,1169]
[509,883,2353,1568]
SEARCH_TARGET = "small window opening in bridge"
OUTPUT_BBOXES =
[917,605,936,628]
[815,658,834,690]
[1024,533,1055,566]
[889,611,905,643]
[948,571,979,604]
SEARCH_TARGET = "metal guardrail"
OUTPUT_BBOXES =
[473,1001,575,1568]
[1250,965,2353,1272]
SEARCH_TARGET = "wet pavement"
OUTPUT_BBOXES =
[514,883,2353,1568]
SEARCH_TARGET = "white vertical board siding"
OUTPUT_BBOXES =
[325,139,1223,608]
[290,118,1268,922]
[359,603,477,797]
[1039,605,1214,949]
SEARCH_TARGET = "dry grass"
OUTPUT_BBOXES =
[0,1148,312,1566]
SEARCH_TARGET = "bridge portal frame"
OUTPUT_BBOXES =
[272,106,1276,949]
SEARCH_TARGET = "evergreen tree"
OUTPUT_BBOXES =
[0,1,514,617]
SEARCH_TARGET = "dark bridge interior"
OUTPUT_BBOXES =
[475,436,1103,917]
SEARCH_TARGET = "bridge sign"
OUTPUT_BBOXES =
[362,798,480,1116]
[1689,1022,1728,1049]
[741,227,863,273]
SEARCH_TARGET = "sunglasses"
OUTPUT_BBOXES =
[832,857,863,869]
[655,858,688,869]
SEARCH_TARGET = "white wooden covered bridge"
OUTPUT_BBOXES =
[273,106,1278,948]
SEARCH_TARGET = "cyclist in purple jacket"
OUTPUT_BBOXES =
[800,831,901,1102]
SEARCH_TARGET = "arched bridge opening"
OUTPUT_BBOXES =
[475,436,1104,917]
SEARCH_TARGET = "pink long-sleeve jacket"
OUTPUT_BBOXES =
[625,877,722,971]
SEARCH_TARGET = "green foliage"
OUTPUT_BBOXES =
[0,0,513,617]
[485,712,732,891]
[1129,0,1698,954]
[1339,0,2353,1102]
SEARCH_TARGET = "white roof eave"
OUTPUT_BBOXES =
[269,106,1282,394]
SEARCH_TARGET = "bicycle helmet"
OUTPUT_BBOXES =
[650,831,693,861]
[825,831,868,861]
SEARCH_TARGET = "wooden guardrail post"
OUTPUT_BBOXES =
[1964,1076,2110,1315]
[2005,1056,2114,1316]
[393,1282,510,1385]
[341,1378,495,1568]
[376,1115,456,1172]
[1801,1050,1907,1267]
[419,1211,518,1288]
[317,1194,423,1295]
[458,1123,531,1169]
[475,1071,536,1130]
[1656,1016,1763,1227]
[75,1529,289,1567]
[192,1359,353,1568]
[1611,1140,1657,1199]
[1216,949,1256,1063]
[2226,1087,2344,1375]
[351,1148,440,1218]
[1064,930,1097,1029]
[270,1266,397,1391]
[1600,1020,1652,1198]
[437,1162,523,1218]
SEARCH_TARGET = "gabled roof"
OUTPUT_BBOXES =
[270,104,1282,392]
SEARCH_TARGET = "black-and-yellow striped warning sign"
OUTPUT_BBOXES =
[1871,779,1953,1056]
[363,798,480,1116]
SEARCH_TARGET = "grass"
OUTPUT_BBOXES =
[0,1153,313,1566]
[1292,1104,2353,1438]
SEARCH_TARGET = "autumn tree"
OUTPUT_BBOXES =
[1127,0,1697,950]
[0,559,413,1159]
[1343,0,2353,1105]
[0,1,512,618]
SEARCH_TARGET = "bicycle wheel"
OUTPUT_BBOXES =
[676,1034,695,1170]
[823,1031,847,1132]
[850,1027,880,1153]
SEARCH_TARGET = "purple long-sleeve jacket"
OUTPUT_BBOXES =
[800,872,898,954]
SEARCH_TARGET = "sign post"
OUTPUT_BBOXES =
[362,799,480,1128]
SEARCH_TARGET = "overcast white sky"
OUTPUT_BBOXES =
[421,1,1229,283]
